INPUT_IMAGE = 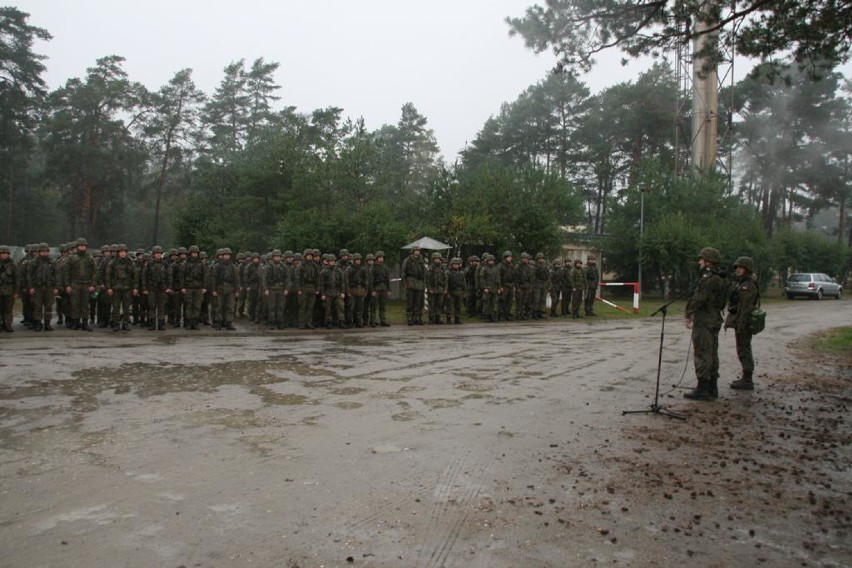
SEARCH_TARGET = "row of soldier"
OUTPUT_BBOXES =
[0,241,600,333]
[404,247,600,325]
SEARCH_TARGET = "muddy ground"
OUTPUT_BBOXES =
[0,301,850,568]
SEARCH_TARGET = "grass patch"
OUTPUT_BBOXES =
[806,327,852,355]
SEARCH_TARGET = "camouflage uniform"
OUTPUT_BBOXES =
[142,247,170,330]
[684,247,729,400]
[27,244,56,331]
[106,245,139,331]
[263,251,290,329]
[497,252,515,321]
[18,246,35,327]
[446,258,466,324]
[298,251,319,329]
[584,256,599,316]
[479,254,499,322]
[180,247,207,330]
[549,260,564,317]
[424,253,446,324]
[370,252,391,327]
[345,254,367,328]
[319,255,345,328]
[402,249,426,325]
[532,253,550,319]
[245,254,263,322]
[208,249,240,330]
[0,246,18,332]
[515,253,533,320]
[64,239,97,331]
[726,257,760,390]
[464,256,480,317]
[569,260,586,318]
[133,248,147,325]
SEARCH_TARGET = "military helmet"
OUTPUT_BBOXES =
[587,255,596,262]
[339,248,350,257]
[352,253,362,260]
[471,255,480,262]
[221,247,232,255]
[168,248,178,256]
[188,245,199,253]
[698,247,722,264]
[327,253,337,261]
[303,249,313,257]
[0,245,9,254]
[293,252,303,261]
[733,256,754,272]
[375,250,385,258]
[283,250,294,258]
[535,252,545,259]
[199,251,208,259]
[100,244,109,252]
[502,250,512,258]
[152,245,163,254]
[251,251,260,258]
[136,248,145,255]
[574,258,583,265]
[76,238,88,246]
[312,248,320,256]
[236,252,245,260]
[431,252,442,259]
[451,257,462,264]
[521,252,530,259]
[365,253,375,261]
[37,242,49,251]
[271,249,282,257]
[176,246,187,255]
[116,243,128,252]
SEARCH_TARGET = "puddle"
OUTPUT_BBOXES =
[391,411,422,421]
[334,402,364,410]
[421,398,463,409]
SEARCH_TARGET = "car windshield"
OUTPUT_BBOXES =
[788,274,811,282]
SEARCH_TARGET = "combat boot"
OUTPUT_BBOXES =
[684,380,713,401]
[454,317,462,324]
[43,322,54,331]
[707,379,718,399]
[730,371,754,390]
[225,321,236,330]
[33,321,43,331]
[158,319,167,331]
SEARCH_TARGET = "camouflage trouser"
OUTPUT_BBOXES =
[347,294,365,326]
[480,290,495,319]
[585,287,597,314]
[267,289,287,323]
[31,287,54,323]
[561,288,572,315]
[428,291,443,322]
[324,295,343,325]
[0,293,13,327]
[248,286,261,321]
[20,290,33,323]
[735,328,754,374]
[298,287,316,328]
[147,290,167,322]
[214,287,236,323]
[499,288,514,320]
[465,288,478,316]
[285,293,299,327]
[69,284,92,321]
[691,323,721,381]
[184,288,204,321]
[533,286,547,314]
[406,288,424,322]
[448,293,464,321]
[111,289,133,326]
[516,286,531,318]
[550,289,561,314]
[571,289,583,315]
[370,291,388,325]
[171,292,184,325]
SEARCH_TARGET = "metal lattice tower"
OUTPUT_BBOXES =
[673,1,736,186]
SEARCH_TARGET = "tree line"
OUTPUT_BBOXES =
[1,7,850,292]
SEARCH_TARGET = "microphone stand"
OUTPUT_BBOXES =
[622,281,698,420]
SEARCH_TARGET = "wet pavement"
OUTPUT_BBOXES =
[1,301,850,567]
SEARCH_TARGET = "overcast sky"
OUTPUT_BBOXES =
[13,0,655,158]
[14,0,827,160]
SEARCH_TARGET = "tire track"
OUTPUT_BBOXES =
[416,447,491,568]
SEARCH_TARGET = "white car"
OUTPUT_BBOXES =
[784,273,843,300]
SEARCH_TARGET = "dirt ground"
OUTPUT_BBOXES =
[0,300,850,568]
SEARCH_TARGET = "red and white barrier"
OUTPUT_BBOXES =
[597,282,640,314]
